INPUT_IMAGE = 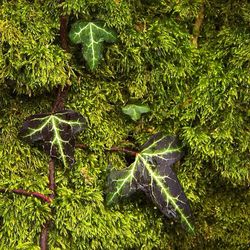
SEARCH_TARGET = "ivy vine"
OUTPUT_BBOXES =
[1,10,194,250]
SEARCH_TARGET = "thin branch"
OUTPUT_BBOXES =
[40,4,70,249]
[40,159,56,250]
[60,15,70,52]
[192,2,205,48]
[75,143,88,149]
[40,221,50,250]
[109,147,138,157]
[0,189,51,203]
[75,143,138,157]
[51,12,70,113]
[52,85,71,112]
[48,158,56,199]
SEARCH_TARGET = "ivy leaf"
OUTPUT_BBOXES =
[69,21,117,70]
[107,133,194,232]
[122,104,150,121]
[20,110,85,167]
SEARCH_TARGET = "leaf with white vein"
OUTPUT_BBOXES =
[20,110,85,167]
[107,133,194,232]
[69,21,117,70]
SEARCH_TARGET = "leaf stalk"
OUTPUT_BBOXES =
[0,189,51,203]
[192,1,205,48]
[75,143,138,157]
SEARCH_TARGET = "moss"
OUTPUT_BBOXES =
[0,0,249,249]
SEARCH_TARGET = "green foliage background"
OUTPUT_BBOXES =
[0,0,249,249]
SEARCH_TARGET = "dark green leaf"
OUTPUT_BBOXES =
[69,21,117,70]
[107,133,194,232]
[20,110,85,167]
[122,104,150,121]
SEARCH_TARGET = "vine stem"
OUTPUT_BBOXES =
[48,159,56,200]
[60,15,70,52]
[0,189,51,203]
[192,1,205,48]
[109,147,138,157]
[40,5,70,248]
[39,221,51,250]
[52,85,71,113]
[51,12,70,113]
[75,143,138,157]
[40,159,56,250]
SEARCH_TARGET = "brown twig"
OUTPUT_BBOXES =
[192,2,205,48]
[75,143,138,157]
[39,221,50,250]
[0,189,51,203]
[40,159,56,250]
[60,15,70,52]
[75,143,88,149]
[52,85,71,112]
[51,13,70,113]
[109,147,138,157]
[40,8,70,249]
[48,159,56,199]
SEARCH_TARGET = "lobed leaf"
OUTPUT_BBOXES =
[122,104,150,121]
[69,21,117,70]
[107,133,194,232]
[20,110,85,167]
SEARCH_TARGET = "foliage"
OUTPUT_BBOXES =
[20,110,85,167]
[122,104,150,121]
[107,133,194,232]
[0,0,249,249]
[69,21,117,70]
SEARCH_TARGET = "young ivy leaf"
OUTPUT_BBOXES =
[122,104,150,121]
[107,133,194,232]
[20,110,85,167]
[69,21,117,70]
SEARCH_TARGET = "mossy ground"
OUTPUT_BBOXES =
[0,0,249,249]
